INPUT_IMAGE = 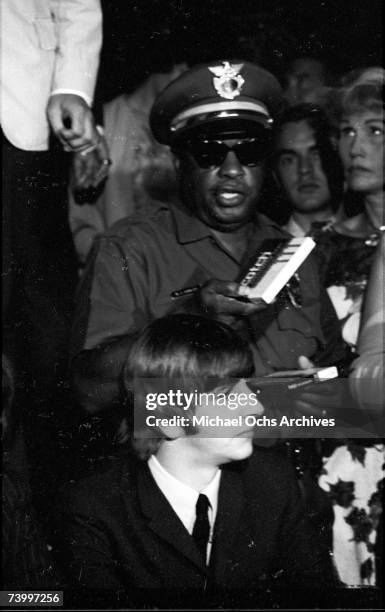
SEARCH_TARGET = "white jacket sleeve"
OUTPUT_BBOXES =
[50,0,102,105]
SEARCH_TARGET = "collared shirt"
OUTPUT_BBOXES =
[283,208,345,238]
[71,200,281,355]
[283,216,311,237]
[148,454,221,563]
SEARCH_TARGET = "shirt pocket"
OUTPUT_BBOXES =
[33,18,57,50]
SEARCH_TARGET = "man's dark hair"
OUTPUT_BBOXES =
[272,103,344,208]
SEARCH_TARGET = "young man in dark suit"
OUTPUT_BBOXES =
[56,314,336,608]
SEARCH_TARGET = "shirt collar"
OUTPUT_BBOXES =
[170,202,214,244]
[283,216,307,237]
[148,454,221,535]
[284,207,346,237]
[170,202,282,245]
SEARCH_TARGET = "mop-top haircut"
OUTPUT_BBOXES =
[123,314,254,459]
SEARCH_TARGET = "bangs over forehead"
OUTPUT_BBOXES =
[124,314,254,391]
[341,82,384,118]
[125,315,254,460]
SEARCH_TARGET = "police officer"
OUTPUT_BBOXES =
[71,60,345,432]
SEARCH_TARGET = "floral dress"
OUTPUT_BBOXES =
[315,226,384,586]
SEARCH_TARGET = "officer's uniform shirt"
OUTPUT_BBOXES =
[70,199,342,373]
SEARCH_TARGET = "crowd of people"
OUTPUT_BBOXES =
[1,1,384,609]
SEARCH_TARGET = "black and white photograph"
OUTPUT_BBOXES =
[1,1,384,610]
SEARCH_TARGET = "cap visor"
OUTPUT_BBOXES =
[172,115,271,144]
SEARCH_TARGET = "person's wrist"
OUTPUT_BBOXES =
[49,90,92,107]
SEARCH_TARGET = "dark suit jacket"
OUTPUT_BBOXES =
[54,447,336,607]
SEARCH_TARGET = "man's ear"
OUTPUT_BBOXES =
[158,422,186,440]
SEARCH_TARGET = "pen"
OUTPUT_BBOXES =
[287,378,315,390]
[170,284,202,299]
[266,368,319,378]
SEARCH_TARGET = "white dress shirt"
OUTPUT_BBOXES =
[283,215,309,237]
[148,455,221,563]
[283,210,344,237]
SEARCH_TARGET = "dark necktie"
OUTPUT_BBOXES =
[192,493,211,563]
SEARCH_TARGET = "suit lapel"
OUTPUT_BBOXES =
[136,463,208,573]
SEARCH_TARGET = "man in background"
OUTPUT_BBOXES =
[283,56,331,106]
[272,104,345,236]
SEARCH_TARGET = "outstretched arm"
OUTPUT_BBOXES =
[349,233,384,413]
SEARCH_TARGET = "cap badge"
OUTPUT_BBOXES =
[209,62,245,100]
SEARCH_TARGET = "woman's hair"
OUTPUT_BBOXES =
[123,314,254,459]
[338,67,384,119]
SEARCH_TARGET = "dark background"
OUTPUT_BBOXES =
[96,0,382,104]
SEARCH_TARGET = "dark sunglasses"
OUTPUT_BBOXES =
[187,137,271,169]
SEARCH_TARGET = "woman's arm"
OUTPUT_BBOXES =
[349,233,384,413]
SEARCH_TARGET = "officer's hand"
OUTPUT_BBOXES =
[200,279,266,325]
[292,378,342,419]
[47,94,99,153]
[292,355,342,418]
